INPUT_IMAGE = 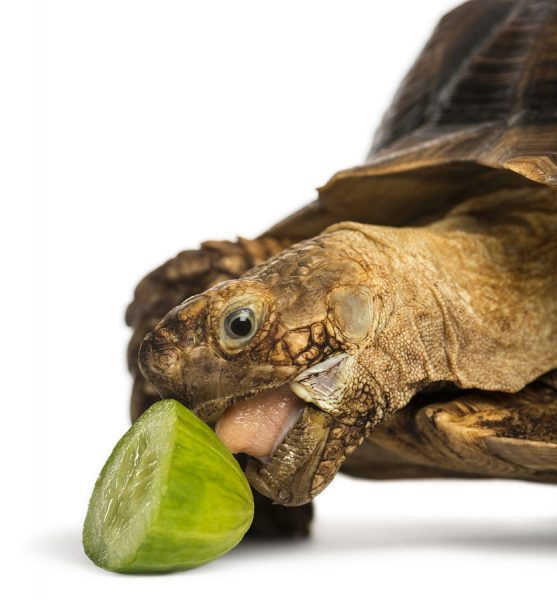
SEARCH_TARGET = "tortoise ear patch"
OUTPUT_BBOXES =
[328,285,373,342]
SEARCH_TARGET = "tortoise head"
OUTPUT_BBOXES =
[139,233,388,506]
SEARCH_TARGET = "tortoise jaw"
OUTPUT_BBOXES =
[244,403,336,506]
[190,374,304,426]
[189,359,352,506]
[185,380,338,506]
[190,353,353,424]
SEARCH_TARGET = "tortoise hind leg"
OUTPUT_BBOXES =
[127,235,314,538]
[342,371,557,483]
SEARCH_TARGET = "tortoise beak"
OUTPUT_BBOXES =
[139,325,186,400]
[138,294,217,404]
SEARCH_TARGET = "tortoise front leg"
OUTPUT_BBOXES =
[343,371,557,483]
[127,235,314,537]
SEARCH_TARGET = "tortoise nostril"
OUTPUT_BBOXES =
[141,327,180,358]
[157,349,180,369]
[139,329,182,380]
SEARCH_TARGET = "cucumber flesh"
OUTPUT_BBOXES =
[83,400,254,573]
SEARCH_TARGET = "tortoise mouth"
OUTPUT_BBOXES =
[244,402,333,506]
[190,366,339,506]
[213,383,306,463]
[192,373,325,462]
[192,378,301,424]
[191,353,350,425]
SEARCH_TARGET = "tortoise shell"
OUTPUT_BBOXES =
[267,0,557,240]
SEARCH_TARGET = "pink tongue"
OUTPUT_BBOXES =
[215,384,305,461]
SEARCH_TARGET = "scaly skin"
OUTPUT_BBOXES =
[343,369,557,482]
[139,186,557,506]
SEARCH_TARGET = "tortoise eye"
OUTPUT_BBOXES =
[223,308,256,341]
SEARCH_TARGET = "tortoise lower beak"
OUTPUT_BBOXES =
[244,404,336,506]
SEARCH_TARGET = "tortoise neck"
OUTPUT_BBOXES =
[418,186,557,391]
[322,186,557,414]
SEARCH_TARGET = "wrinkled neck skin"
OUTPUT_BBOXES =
[310,187,557,436]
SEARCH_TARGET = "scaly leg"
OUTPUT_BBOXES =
[343,371,557,482]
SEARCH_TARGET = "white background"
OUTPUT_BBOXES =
[6,1,557,598]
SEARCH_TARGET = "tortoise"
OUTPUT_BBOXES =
[127,0,557,536]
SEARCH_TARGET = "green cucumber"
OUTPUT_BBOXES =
[83,400,254,573]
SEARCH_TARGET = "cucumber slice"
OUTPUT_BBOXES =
[83,400,254,573]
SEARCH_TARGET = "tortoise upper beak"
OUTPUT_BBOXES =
[139,294,214,402]
[139,326,186,400]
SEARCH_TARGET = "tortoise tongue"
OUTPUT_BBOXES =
[215,384,305,462]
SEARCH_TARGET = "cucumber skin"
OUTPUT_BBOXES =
[83,400,254,573]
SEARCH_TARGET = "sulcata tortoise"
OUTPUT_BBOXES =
[127,0,557,535]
